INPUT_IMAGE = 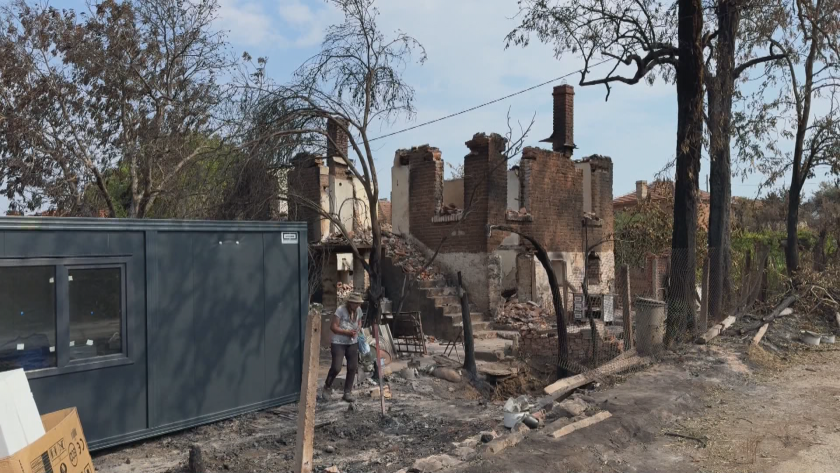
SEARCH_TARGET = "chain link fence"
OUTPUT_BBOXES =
[515,248,731,386]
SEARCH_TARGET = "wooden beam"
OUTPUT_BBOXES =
[738,295,797,335]
[621,265,634,351]
[293,307,321,473]
[548,411,613,439]
[542,350,646,398]
[751,323,769,347]
[696,316,736,344]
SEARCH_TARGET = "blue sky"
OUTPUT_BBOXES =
[2,0,831,212]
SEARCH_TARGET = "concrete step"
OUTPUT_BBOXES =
[443,304,463,315]
[417,278,446,289]
[433,295,461,307]
[422,286,457,297]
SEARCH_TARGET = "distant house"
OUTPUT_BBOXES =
[614,180,711,229]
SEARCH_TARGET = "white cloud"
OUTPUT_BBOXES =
[278,0,315,25]
[216,0,277,46]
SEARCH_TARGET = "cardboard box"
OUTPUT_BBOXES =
[0,408,95,473]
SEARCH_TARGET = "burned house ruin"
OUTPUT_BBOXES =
[389,85,616,337]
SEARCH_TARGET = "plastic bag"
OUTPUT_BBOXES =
[358,331,370,356]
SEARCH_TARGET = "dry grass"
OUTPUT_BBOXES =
[747,344,786,372]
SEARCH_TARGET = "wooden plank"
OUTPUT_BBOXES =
[549,411,613,439]
[542,350,645,396]
[483,432,526,456]
[751,323,769,347]
[738,295,797,335]
[620,265,634,351]
[293,307,321,473]
[696,316,736,344]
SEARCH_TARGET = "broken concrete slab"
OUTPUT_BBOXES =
[411,454,462,472]
[432,367,461,383]
[553,398,590,418]
[452,446,477,461]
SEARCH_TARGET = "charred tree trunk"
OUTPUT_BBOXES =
[458,272,478,377]
[666,0,704,344]
[707,0,739,320]
[786,181,802,275]
[491,225,571,378]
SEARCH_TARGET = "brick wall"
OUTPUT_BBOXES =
[287,160,328,243]
[509,147,586,252]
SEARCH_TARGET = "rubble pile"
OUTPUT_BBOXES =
[382,235,445,282]
[322,229,373,246]
[505,207,531,219]
[336,281,353,301]
[440,203,461,216]
[497,300,553,332]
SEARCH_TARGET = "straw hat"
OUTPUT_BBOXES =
[346,292,364,304]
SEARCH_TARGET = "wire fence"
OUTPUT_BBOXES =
[515,248,735,383]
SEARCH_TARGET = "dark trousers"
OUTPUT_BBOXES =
[325,342,358,394]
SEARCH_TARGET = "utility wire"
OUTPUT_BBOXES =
[369,58,613,142]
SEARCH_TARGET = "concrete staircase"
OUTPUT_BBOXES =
[381,253,496,342]
[416,279,495,340]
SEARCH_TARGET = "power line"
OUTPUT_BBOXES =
[369,58,612,142]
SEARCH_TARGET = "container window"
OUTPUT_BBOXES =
[0,266,57,372]
[68,268,123,361]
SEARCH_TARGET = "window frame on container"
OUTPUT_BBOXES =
[0,256,132,379]
[0,263,58,371]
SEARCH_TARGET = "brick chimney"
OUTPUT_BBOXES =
[326,117,349,175]
[540,85,576,156]
[326,117,349,160]
[636,180,648,201]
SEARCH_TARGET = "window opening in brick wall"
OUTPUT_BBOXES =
[587,253,601,286]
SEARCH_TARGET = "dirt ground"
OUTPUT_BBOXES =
[93,336,840,473]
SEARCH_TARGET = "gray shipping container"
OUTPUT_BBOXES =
[0,217,308,450]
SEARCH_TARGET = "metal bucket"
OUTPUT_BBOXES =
[635,297,666,356]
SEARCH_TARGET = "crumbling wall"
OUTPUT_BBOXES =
[287,159,329,243]
[391,151,410,235]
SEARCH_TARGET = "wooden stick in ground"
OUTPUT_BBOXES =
[751,323,770,347]
[620,265,634,351]
[738,295,797,335]
[458,272,477,377]
[699,257,710,331]
[548,411,612,439]
[293,307,321,473]
[372,322,386,415]
[696,316,736,344]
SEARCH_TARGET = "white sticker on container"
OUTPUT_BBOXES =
[86,339,93,346]
[16,344,24,350]
[49,277,54,283]
[68,275,74,281]
[49,346,55,353]
[282,232,298,244]
[69,341,75,347]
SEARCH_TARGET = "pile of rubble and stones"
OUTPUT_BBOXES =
[496,300,553,332]
[382,234,444,282]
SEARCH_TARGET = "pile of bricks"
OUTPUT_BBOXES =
[336,281,353,302]
[439,203,461,216]
[497,300,552,331]
[382,235,444,281]
[323,229,373,245]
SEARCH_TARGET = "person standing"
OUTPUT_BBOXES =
[324,292,363,402]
